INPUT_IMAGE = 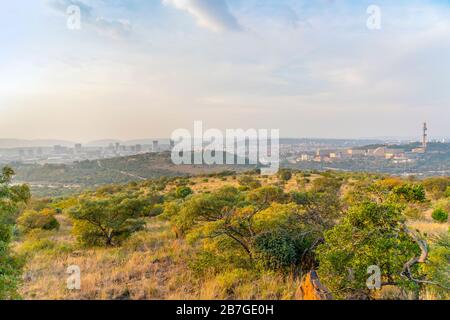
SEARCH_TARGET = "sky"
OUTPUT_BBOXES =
[0,0,449,142]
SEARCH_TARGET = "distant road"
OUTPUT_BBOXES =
[96,160,146,181]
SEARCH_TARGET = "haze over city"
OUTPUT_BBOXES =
[1,0,450,141]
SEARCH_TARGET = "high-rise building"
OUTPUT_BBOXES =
[75,143,82,153]
[153,140,159,152]
[54,145,68,154]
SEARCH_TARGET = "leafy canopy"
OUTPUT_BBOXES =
[70,194,149,246]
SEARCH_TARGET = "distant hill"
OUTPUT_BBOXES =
[280,138,383,146]
[352,142,450,153]
[86,139,170,147]
[11,152,251,191]
[0,139,76,149]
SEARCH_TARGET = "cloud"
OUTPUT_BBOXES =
[163,0,241,32]
[48,0,132,39]
[94,17,132,39]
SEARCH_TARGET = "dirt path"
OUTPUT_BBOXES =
[97,160,146,181]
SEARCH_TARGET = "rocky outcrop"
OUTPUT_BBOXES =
[296,271,333,300]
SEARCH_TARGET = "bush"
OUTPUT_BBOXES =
[311,176,342,194]
[238,176,261,189]
[431,208,448,223]
[247,186,286,205]
[289,192,311,206]
[175,186,193,199]
[0,242,24,300]
[420,233,450,299]
[278,169,292,182]
[17,209,60,234]
[402,206,424,221]
[254,230,297,271]
[391,184,426,202]
[423,178,450,199]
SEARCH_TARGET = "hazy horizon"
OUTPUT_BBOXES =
[1,0,449,141]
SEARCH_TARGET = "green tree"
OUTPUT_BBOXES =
[316,202,422,299]
[0,167,30,299]
[17,209,60,234]
[246,186,286,207]
[70,195,147,246]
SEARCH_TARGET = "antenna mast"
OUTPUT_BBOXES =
[422,122,428,150]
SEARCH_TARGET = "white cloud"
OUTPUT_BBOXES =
[163,0,241,32]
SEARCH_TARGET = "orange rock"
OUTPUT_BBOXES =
[296,271,333,300]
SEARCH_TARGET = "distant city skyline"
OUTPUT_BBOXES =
[1,0,449,141]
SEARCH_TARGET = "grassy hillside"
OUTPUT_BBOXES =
[11,171,450,300]
[11,152,250,197]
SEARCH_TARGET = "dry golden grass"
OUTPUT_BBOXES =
[17,215,300,300]
[16,176,448,300]
[18,218,198,300]
[407,206,449,237]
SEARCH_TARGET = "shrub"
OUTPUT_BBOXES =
[420,233,450,299]
[17,209,60,233]
[175,186,193,199]
[0,242,24,300]
[423,178,450,199]
[402,206,424,221]
[431,208,448,223]
[247,186,286,206]
[254,230,297,271]
[148,204,164,217]
[289,192,311,206]
[278,169,292,182]
[391,184,426,203]
[188,251,228,276]
[311,176,342,194]
[238,176,261,189]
